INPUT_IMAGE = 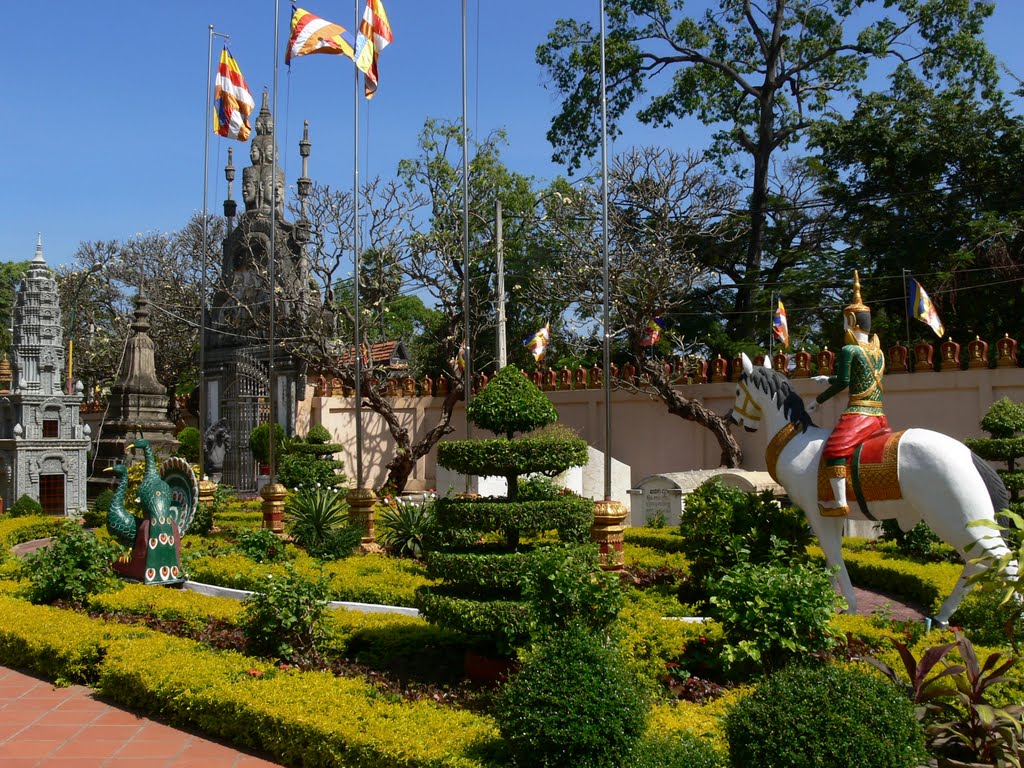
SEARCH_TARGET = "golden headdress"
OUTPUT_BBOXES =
[843,271,875,345]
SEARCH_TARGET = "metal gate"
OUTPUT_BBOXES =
[221,347,269,491]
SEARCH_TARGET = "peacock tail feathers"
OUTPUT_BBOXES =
[160,456,199,536]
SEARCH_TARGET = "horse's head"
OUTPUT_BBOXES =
[728,353,766,432]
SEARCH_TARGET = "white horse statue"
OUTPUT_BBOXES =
[729,353,1017,624]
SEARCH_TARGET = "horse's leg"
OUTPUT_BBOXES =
[934,560,984,626]
[813,516,856,613]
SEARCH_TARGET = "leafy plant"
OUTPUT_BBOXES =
[879,519,946,561]
[725,663,926,768]
[965,510,1024,649]
[709,558,843,674]
[377,497,434,559]
[235,528,289,564]
[277,452,344,490]
[522,545,622,635]
[285,488,359,560]
[466,364,557,438]
[240,565,332,663]
[860,635,964,721]
[82,490,113,528]
[22,524,122,605]
[9,494,43,518]
[494,625,649,768]
[248,423,285,467]
[174,426,201,463]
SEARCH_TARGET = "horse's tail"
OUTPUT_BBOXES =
[972,451,1011,522]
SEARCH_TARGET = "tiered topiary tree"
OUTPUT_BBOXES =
[278,424,347,490]
[416,365,594,655]
[965,397,1024,510]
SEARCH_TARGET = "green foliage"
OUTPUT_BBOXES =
[980,397,1024,439]
[248,423,285,466]
[22,524,122,605]
[633,734,726,768]
[522,545,622,634]
[494,626,649,768]
[433,496,594,543]
[623,526,688,553]
[9,495,43,518]
[240,566,331,663]
[415,589,532,654]
[277,452,345,490]
[81,499,108,529]
[285,488,353,558]
[174,426,201,463]
[952,586,1024,648]
[517,475,563,501]
[93,489,115,515]
[725,663,927,768]
[235,528,289,564]
[466,365,557,437]
[710,560,843,674]
[436,437,588,479]
[878,519,950,562]
[679,480,811,594]
[305,424,332,445]
[377,497,434,559]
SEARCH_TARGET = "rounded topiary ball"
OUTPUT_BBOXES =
[494,626,649,768]
[305,424,332,445]
[468,365,557,438]
[725,663,926,768]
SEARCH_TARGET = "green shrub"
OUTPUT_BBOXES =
[248,423,285,466]
[980,396,1024,439]
[175,426,201,463]
[679,480,811,594]
[725,663,926,768]
[518,476,563,501]
[878,519,950,561]
[710,559,842,674]
[306,424,332,444]
[286,488,351,556]
[9,495,43,518]
[22,524,122,605]
[623,526,688,553]
[240,566,331,663]
[278,452,345,490]
[467,364,557,438]
[81,507,107,529]
[93,489,115,515]
[377,497,434,558]
[495,626,649,768]
[634,734,726,768]
[951,585,1024,647]
[235,528,289,564]
[309,524,363,561]
[523,545,622,634]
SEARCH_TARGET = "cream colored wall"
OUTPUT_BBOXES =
[296,367,1024,491]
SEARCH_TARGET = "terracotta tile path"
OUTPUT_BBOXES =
[0,667,282,768]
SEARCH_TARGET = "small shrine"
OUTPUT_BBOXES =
[0,237,90,514]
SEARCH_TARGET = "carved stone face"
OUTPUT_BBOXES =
[260,167,285,214]
[241,166,258,210]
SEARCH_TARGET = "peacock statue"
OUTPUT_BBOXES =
[105,439,199,585]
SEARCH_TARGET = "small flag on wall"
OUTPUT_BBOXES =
[523,323,550,363]
[908,277,944,338]
[455,343,466,372]
[353,0,393,98]
[213,46,256,141]
[639,317,666,347]
[287,6,355,63]
[773,299,789,349]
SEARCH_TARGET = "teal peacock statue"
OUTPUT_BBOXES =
[104,463,136,547]
[105,439,199,585]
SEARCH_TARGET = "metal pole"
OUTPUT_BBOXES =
[267,1,280,483]
[903,269,913,372]
[495,199,506,369]
[462,0,472,429]
[353,0,365,489]
[768,290,774,358]
[599,0,612,501]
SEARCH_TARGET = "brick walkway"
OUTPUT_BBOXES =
[0,667,281,768]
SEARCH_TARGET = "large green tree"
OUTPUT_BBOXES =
[809,68,1024,349]
[538,0,997,340]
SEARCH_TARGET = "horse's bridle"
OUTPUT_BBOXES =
[732,379,763,425]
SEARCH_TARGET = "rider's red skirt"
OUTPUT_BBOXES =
[823,413,890,460]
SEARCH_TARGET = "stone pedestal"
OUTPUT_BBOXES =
[260,482,287,534]
[347,487,378,546]
[591,499,627,571]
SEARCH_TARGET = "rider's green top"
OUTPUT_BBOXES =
[816,338,885,416]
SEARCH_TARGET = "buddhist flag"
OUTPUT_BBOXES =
[640,317,666,347]
[287,5,355,63]
[455,343,466,372]
[353,0,393,98]
[908,277,944,338]
[524,323,550,363]
[773,299,789,349]
[213,46,255,141]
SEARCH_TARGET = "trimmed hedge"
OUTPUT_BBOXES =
[434,496,593,542]
[426,549,537,595]
[436,438,588,478]
[89,583,244,629]
[416,588,532,651]
[0,595,500,767]
[964,436,1024,462]
[0,515,65,550]
[623,527,689,553]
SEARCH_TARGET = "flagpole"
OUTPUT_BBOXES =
[599,0,612,503]
[768,291,774,358]
[461,0,473,490]
[267,0,280,486]
[903,269,912,372]
[353,0,365,491]
[201,25,229,483]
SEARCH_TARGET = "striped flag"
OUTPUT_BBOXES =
[773,299,789,349]
[213,46,255,141]
[639,317,666,347]
[908,277,944,337]
[287,5,355,63]
[353,0,393,98]
[523,323,550,363]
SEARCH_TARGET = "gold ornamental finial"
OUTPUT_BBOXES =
[844,270,870,315]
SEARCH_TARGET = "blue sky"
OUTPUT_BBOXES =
[1,1,1022,268]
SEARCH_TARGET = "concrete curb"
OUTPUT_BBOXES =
[182,580,422,617]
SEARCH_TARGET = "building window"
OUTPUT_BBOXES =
[39,474,64,515]
[42,419,58,438]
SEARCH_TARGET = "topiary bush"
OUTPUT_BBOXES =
[248,423,286,468]
[494,626,649,768]
[174,426,201,463]
[725,663,926,768]
[9,494,44,518]
[678,480,811,599]
[965,396,1024,505]
[22,524,123,605]
[709,559,843,674]
[82,490,114,528]
[633,734,726,768]
[277,427,347,490]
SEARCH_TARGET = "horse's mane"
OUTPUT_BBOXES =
[744,366,815,432]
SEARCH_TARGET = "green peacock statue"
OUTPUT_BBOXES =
[105,439,199,585]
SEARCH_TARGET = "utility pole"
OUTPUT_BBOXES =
[495,199,506,369]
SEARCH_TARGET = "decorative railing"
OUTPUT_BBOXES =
[306,334,1024,401]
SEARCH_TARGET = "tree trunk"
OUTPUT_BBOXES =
[643,361,742,468]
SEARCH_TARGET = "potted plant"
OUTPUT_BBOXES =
[249,423,285,476]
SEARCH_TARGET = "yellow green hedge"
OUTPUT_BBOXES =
[0,515,64,550]
[623,544,691,572]
[623,527,689,553]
